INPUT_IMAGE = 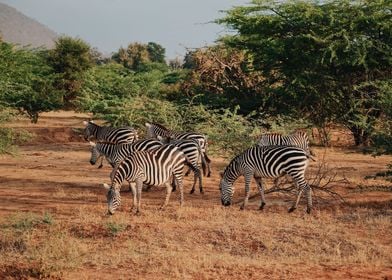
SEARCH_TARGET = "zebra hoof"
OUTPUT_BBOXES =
[200,190,204,194]
[207,173,211,178]
[240,205,245,211]
[189,189,195,194]
[306,208,312,214]
[288,207,296,213]
[259,203,266,210]
[98,165,103,169]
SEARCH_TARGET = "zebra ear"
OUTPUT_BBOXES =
[102,183,110,190]
[145,122,151,128]
[83,121,88,126]
[89,141,96,147]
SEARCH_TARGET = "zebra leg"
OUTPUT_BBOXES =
[204,153,212,177]
[160,182,173,210]
[178,177,184,207]
[288,187,304,213]
[254,176,266,210]
[128,182,137,211]
[171,176,177,192]
[198,168,203,194]
[135,179,143,215]
[98,156,104,169]
[189,164,203,194]
[306,185,312,214]
[240,173,252,210]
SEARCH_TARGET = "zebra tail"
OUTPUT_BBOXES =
[204,152,211,163]
[200,153,208,177]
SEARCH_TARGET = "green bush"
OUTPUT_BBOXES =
[0,107,31,154]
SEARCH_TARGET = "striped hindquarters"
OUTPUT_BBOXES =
[84,121,138,144]
[113,144,186,187]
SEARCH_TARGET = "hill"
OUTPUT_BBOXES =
[0,3,57,48]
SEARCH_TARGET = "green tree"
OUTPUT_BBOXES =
[48,36,92,107]
[218,0,392,145]
[0,42,63,123]
[113,42,168,71]
[181,45,265,115]
[147,42,166,63]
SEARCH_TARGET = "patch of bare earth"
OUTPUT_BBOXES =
[0,111,391,279]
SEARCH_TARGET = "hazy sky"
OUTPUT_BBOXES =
[0,0,250,58]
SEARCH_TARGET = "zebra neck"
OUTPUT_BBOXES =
[223,160,242,185]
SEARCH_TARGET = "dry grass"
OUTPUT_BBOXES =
[0,111,391,279]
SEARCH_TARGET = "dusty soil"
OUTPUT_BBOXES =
[0,111,391,279]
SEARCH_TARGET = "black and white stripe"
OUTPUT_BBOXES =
[89,139,162,168]
[258,131,314,158]
[159,138,206,194]
[146,122,212,177]
[220,145,312,213]
[102,144,188,214]
[83,120,138,144]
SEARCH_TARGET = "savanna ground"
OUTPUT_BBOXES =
[0,111,391,280]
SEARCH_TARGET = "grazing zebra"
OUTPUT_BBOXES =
[158,137,207,194]
[88,139,162,168]
[219,145,312,213]
[145,122,212,177]
[102,145,189,215]
[83,120,138,144]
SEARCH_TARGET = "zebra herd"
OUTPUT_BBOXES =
[83,120,316,215]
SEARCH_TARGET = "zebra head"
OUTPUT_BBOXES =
[219,172,233,206]
[103,183,121,215]
[83,120,95,141]
[89,141,103,165]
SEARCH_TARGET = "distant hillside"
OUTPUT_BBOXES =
[0,3,57,48]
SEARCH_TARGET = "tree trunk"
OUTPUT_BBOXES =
[350,126,370,146]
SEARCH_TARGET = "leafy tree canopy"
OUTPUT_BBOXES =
[218,0,392,145]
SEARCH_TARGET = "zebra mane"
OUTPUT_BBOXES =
[150,122,170,131]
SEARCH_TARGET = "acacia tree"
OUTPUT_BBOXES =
[181,45,266,115]
[218,0,392,145]
[48,36,92,107]
[113,42,166,71]
[0,42,62,123]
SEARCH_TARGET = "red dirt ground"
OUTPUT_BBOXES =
[0,111,391,279]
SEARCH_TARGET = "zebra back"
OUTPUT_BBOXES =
[91,139,162,167]
[84,121,138,144]
[112,144,187,187]
[258,131,310,153]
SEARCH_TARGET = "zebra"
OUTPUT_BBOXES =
[157,137,207,194]
[145,122,212,177]
[102,145,189,215]
[219,145,312,213]
[258,131,315,188]
[258,131,315,159]
[88,139,162,169]
[83,120,138,144]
